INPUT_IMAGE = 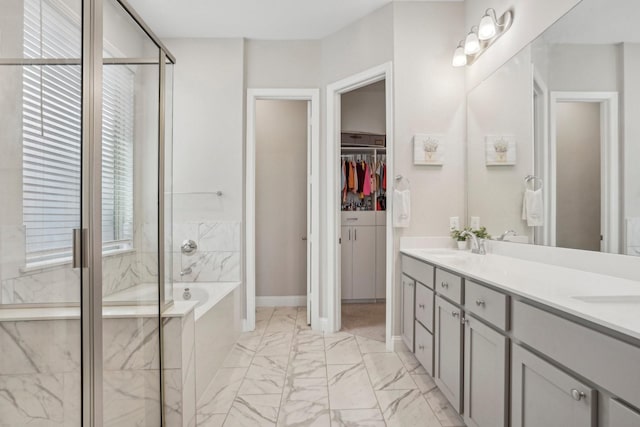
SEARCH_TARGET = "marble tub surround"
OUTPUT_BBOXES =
[195,306,463,427]
[173,221,241,282]
[401,247,640,341]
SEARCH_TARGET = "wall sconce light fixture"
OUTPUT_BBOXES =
[452,8,513,67]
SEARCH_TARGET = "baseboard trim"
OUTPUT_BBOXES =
[318,317,329,332]
[392,335,409,352]
[256,295,307,307]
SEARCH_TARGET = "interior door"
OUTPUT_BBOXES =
[306,101,312,325]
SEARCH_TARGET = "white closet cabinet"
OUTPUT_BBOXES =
[341,212,382,300]
[375,212,386,299]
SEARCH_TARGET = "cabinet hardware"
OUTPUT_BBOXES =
[346,217,358,221]
[441,281,449,288]
[570,389,586,401]
[348,229,351,240]
[418,344,425,350]
[452,312,459,318]
[475,299,485,306]
[419,304,425,309]
[462,317,469,325]
[354,229,357,240]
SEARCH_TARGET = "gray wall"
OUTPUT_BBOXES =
[341,80,386,134]
[255,100,308,297]
[556,102,601,251]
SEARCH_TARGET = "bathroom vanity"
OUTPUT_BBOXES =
[400,249,640,427]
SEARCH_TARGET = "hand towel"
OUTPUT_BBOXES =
[393,189,411,228]
[522,189,544,227]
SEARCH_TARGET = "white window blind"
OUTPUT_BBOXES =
[22,0,135,264]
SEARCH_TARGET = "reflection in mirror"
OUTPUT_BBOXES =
[467,0,640,256]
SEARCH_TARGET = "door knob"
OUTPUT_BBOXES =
[302,237,307,241]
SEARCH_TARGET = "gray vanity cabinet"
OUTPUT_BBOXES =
[434,295,463,412]
[463,315,508,427]
[609,399,640,426]
[401,274,415,351]
[512,344,596,427]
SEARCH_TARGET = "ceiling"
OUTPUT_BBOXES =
[126,0,460,40]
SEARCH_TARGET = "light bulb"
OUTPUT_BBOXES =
[464,31,480,55]
[452,46,467,67]
[478,14,497,40]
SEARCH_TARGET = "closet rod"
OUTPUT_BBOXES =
[341,146,386,151]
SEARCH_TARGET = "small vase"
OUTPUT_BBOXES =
[457,240,468,250]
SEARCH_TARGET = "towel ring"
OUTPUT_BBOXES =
[524,175,543,190]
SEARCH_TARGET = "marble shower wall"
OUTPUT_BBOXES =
[0,222,165,305]
[173,221,241,283]
[0,315,166,426]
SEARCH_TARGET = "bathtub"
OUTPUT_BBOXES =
[172,282,242,399]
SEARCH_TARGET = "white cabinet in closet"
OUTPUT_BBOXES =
[375,211,386,299]
[341,212,376,300]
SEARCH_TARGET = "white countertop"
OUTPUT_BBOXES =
[401,248,640,342]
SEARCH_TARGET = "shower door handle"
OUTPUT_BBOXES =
[72,228,86,269]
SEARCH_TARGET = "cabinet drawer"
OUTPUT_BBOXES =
[435,268,463,304]
[415,283,434,332]
[402,256,434,289]
[465,280,509,330]
[610,399,640,426]
[341,211,375,226]
[414,321,433,376]
[513,300,640,409]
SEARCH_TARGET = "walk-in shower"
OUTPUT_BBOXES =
[0,0,174,425]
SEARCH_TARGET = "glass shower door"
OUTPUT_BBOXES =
[0,0,83,425]
[101,0,163,425]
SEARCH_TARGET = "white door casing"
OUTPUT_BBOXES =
[326,62,394,350]
[246,88,320,331]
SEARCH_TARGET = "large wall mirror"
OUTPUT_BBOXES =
[467,0,640,257]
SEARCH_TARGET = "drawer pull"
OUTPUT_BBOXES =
[475,299,485,307]
[570,389,586,401]
[419,304,425,309]
[441,282,449,289]
[462,317,469,325]
[418,344,425,350]
[452,312,459,318]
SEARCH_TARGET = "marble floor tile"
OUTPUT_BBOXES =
[355,335,388,354]
[330,409,386,427]
[397,351,428,375]
[327,363,378,410]
[224,394,280,427]
[197,367,248,417]
[287,350,326,379]
[256,332,293,356]
[254,319,269,334]
[292,330,325,352]
[363,352,417,390]
[324,332,362,365]
[238,355,288,395]
[294,311,312,332]
[412,373,437,394]
[273,306,299,317]
[424,387,466,427]
[376,389,441,427]
[265,314,297,333]
[256,307,274,321]
[197,413,227,427]
[223,341,256,368]
[277,377,330,427]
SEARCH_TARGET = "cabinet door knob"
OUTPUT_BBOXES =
[419,304,425,309]
[441,282,449,288]
[570,389,586,401]
[462,317,469,325]
[452,312,459,318]
[418,344,425,350]
[475,299,485,306]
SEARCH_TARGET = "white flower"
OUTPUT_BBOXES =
[493,138,509,153]
[423,138,439,153]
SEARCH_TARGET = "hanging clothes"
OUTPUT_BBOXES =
[363,162,372,196]
[370,161,377,193]
[382,163,387,191]
[356,161,366,195]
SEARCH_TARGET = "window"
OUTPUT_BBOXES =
[22,0,134,264]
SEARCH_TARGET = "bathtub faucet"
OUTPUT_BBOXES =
[180,267,192,277]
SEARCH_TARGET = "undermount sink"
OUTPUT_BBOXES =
[572,295,640,304]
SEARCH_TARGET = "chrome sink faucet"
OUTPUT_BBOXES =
[497,229,516,241]
[461,230,486,255]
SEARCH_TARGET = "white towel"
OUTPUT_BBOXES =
[522,189,544,227]
[393,189,411,228]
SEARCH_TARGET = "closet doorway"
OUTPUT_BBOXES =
[327,62,394,350]
[246,89,320,332]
